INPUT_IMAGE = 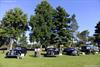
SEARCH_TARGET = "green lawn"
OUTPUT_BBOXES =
[0,51,100,67]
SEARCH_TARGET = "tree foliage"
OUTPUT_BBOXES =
[1,8,27,48]
[50,6,72,46]
[30,1,54,46]
[70,14,79,45]
[77,30,89,44]
[70,14,78,32]
[30,1,73,47]
[2,8,27,38]
[94,21,100,47]
[0,1,80,48]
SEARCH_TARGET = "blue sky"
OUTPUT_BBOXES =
[0,0,100,36]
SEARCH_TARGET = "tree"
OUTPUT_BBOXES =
[30,1,54,47]
[18,34,28,48]
[94,21,100,47]
[70,14,79,46]
[0,24,10,47]
[77,30,89,44]
[50,6,72,55]
[51,6,72,47]
[88,36,95,44]
[1,8,27,50]
[70,14,78,32]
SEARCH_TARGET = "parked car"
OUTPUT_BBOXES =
[5,47,27,59]
[44,48,59,57]
[80,45,99,54]
[63,47,79,56]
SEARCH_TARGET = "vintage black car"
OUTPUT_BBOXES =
[80,45,99,54]
[63,47,79,56]
[5,47,27,59]
[44,48,59,57]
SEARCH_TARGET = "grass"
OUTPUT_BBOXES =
[0,51,100,67]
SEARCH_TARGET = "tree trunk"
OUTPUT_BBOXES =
[9,38,14,50]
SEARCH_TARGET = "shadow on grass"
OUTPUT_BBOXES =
[29,54,57,58]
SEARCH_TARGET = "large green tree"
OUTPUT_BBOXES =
[30,1,54,46]
[50,6,72,55]
[94,21,100,47]
[1,8,27,49]
[51,6,72,46]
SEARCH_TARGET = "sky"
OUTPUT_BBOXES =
[0,0,100,36]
